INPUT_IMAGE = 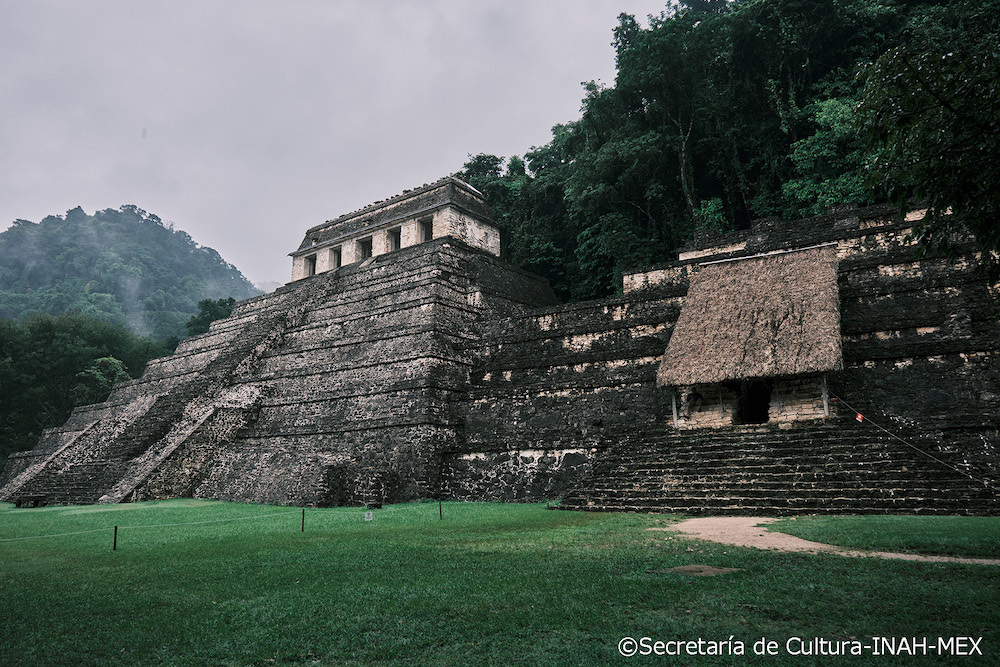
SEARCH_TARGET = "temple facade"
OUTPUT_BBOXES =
[289,179,500,281]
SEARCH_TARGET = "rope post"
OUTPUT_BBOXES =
[301,508,305,532]
[113,525,117,551]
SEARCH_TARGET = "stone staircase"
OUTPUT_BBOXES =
[21,462,135,505]
[0,420,100,501]
[0,285,313,506]
[558,417,999,515]
[96,399,219,504]
[0,394,164,505]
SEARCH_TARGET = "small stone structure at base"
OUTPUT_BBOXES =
[1,179,998,514]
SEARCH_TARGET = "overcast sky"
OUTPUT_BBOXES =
[1,1,670,287]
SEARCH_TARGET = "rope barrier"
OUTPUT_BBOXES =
[829,391,996,492]
[0,502,435,544]
[123,509,299,530]
[0,509,301,542]
[0,528,106,542]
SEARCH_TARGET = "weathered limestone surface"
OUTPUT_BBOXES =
[0,239,557,506]
[1,201,997,514]
[442,289,683,500]
[562,207,999,513]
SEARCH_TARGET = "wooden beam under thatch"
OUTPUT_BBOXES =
[657,245,843,387]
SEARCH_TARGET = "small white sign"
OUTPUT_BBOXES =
[364,511,373,522]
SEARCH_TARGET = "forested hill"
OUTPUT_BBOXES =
[458,0,999,302]
[0,205,261,340]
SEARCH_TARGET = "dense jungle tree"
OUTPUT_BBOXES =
[185,297,237,336]
[460,0,997,300]
[0,314,170,468]
[858,0,1000,258]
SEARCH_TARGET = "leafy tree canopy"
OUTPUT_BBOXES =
[460,0,996,300]
[0,205,260,340]
[858,0,1000,258]
[185,297,237,337]
[0,313,171,467]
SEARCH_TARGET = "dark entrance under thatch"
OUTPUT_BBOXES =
[734,380,771,425]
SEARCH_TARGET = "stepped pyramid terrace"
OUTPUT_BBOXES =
[2,177,998,514]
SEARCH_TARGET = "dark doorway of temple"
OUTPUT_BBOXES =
[735,380,771,424]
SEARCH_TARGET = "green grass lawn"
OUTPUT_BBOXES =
[768,515,1000,558]
[1,501,997,666]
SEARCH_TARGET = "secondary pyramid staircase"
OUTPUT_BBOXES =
[558,416,999,515]
[0,282,321,506]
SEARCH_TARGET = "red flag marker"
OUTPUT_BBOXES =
[855,413,864,422]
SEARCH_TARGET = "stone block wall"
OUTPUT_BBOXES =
[830,220,999,482]
[0,238,559,507]
[769,377,829,423]
[671,376,828,430]
[437,208,501,257]
[672,384,740,429]
[443,286,685,500]
[2,203,996,512]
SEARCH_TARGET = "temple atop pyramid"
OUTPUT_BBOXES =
[289,177,500,281]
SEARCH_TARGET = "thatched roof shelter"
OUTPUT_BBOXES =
[657,245,842,387]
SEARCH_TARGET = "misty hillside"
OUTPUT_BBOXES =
[0,205,261,340]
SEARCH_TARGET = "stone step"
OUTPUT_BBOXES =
[98,401,220,504]
[614,450,973,470]
[581,484,994,501]
[23,461,131,505]
[587,477,988,492]
[597,459,976,476]
[560,418,999,514]
[576,486,995,503]
[570,503,983,516]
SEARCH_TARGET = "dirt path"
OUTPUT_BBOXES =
[656,517,1000,566]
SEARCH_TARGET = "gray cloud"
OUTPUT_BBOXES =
[0,0,668,286]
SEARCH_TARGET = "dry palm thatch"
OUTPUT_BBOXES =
[657,245,842,386]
